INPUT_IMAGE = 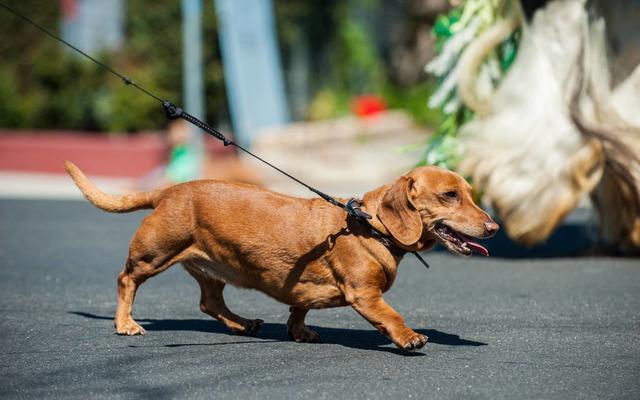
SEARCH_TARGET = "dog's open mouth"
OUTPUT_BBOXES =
[433,223,489,257]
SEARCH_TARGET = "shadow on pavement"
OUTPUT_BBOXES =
[70,311,487,356]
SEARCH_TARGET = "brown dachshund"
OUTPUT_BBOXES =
[65,161,498,351]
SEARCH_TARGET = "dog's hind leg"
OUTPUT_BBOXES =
[287,307,320,343]
[114,254,182,336]
[114,209,191,336]
[184,265,263,335]
[114,266,147,336]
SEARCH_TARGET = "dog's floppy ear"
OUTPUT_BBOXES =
[377,176,423,246]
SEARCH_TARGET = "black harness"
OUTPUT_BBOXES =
[346,199,413,260]
[2,2,429,268]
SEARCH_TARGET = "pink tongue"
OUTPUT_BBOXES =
[467,241,489,256]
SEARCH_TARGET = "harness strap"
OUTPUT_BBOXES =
[346,199,429,268]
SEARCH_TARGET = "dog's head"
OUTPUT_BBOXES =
[376,166,498,256]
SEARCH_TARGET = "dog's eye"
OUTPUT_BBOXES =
[443,191,457,199]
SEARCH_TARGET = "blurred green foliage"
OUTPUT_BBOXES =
[421,0,521,169]
[384,82,443,127]
[277,0,442,125]
[0,0,226,133]
[1,0,441,133]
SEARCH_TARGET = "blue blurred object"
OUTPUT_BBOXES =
[60,0,124,54]
[214,0,290,148]
[182,0,205,179]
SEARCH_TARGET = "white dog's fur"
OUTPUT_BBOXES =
[454,0,640,251]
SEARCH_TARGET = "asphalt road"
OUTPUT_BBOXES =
[1,199,639,399]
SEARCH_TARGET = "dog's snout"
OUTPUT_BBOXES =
[484,221,499,237]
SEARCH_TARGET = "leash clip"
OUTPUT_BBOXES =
[346,198,372,220]
[346,198,429,269]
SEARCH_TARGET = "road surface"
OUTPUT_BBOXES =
[1,199,638,399]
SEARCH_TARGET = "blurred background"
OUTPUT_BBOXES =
[1,0,639,256]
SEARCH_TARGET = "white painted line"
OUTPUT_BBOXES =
[0,172,135,200]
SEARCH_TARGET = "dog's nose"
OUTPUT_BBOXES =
[484,221,499,236]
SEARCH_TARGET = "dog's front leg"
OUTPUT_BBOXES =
[287,307,320,343]
[350,292,428,351]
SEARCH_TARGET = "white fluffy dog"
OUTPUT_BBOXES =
[455,0,640,252]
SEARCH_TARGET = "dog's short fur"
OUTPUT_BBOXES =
[65,161,497,351]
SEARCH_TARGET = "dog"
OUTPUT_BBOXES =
[65,161,498,351]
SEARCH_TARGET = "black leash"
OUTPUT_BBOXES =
[2,2,429,269]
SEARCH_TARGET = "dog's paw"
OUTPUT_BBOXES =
[396,330,428,351]
[230,318,264,336]
[288,325,321,343]
[242,318,264,335]
[114,319,147,336]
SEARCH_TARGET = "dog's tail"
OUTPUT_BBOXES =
[64,161,160,213]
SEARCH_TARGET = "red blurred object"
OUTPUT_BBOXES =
[351,95,386,117]
[61,0,77,19]
[0,130,233,177]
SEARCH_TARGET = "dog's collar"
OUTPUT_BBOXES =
[347,198,407,259]
[345,198,428,267]
[371,230,407,259]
